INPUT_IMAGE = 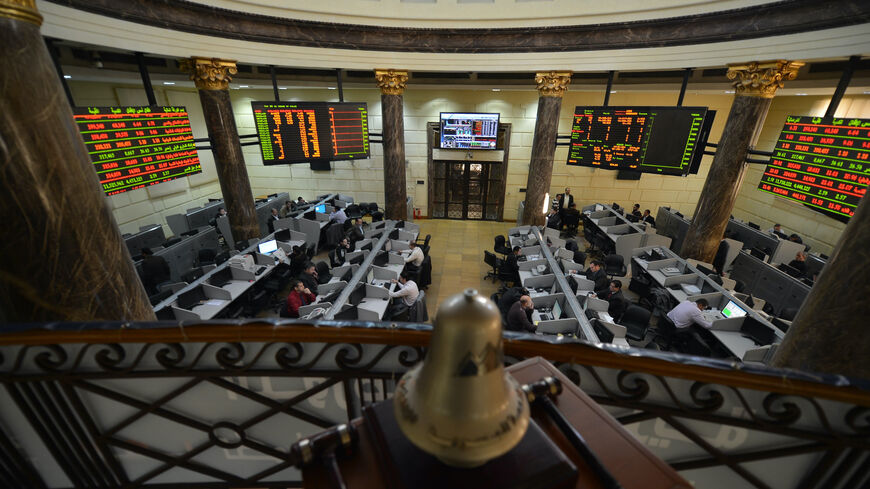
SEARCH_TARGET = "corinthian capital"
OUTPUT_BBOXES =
[727,60,804,98]
[535,72,572,97]
[374,69,409,95]
[0,0,42,25]
[180,57,238,91]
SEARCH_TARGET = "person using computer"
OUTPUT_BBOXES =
[334,237,351,265]
[596,280,628,320]
[140,247,170,295]
[329,206,348,224]
[348,218,365,245]
[788,251,808,275]
[585,260,608,295]
[545,208,561,230]
[267,208,280,233]
[279,200,294,218]
[389,271,419,308]
[299,262,319,295]
[641,209,655,226]
[503,246,522,284]
[666,299,713,330]
[284,280,316,318]
[631,204,642,218]
[563,202,581,222]
[788,233,803,244]
[296,196,307,206]
[506,295,536,333]
[497,286,528,319]
[402,241,425,268]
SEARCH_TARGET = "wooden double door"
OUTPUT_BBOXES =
[429,160,505,220]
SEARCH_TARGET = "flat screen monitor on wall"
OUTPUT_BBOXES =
[439,112,500,150]
[566,106,711,176]
[72,106,203,196]
[252,101,370,165]
[756,115,869,223]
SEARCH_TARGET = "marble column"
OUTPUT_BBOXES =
[375,69,408,220]
[680,61,802,262]
[181,57,259,242]
[522,72,572,227]
[770,193,870,379]
[0,0,154,321]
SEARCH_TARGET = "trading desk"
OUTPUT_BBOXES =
[582,203,671,266]
[728,251,811,316]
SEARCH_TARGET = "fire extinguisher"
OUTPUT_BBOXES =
[414,207,421,219]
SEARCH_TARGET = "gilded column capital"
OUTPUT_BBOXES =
[180,57,238,90]
[375,69,409,95]
[727,60,804,98]
[535,71,572,97]
[0,0,42,25]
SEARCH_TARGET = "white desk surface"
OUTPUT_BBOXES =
[711,330,758,359]
[221,280,255,301]
[188,299,229,320]
[358,297,391,320]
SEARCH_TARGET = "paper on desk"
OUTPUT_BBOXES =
[205,299,224,306]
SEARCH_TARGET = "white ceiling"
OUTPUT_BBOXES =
[38,1,870,72]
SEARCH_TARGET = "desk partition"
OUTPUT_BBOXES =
[124,224,166,258]
[166,199,225,236]
[584,203,671,265]
[728,251,811,316]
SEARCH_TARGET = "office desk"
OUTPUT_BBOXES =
[710,330,759,359]
[221,279,256,301]
[358,297,391,320]
[180,298,230,320]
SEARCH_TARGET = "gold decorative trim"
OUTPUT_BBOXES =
[535,71,572,97]
[727,60,804,98]
[179,57,238,91]
[0,0,42,25]
[374,69,409,95]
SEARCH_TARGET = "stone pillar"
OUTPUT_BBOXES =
[375,69,409,220]
[181,57,259,242]
[680,61,803,262]
[0,0,154,321]
[522,72,572,227]
[770,180,870,379]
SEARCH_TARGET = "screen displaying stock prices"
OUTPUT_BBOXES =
[567,106,712,176]
[439,112,500,150]
[757,115,869,222]
[252,101,370,165]
[73,106,201,196]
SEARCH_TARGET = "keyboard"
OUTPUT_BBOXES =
[255,266,266,276]
[660,267,682,276]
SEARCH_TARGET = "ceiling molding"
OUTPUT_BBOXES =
[45,0,870,54]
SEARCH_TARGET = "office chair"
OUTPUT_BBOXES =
[621,305,652,342]
[573,251,587,267]
[604,254,627,279]
[241,288,270,317]
[418,255,432,289]
[561,213,581,238]
[315,262,332,284]
[148,288,173,306]
[416,234,432,256]
[484,251,501,282]
[371,211,384,222]
[494,235,512,257]
[181,268,204,284]
[214,251,231,265]
[345,204,363,220]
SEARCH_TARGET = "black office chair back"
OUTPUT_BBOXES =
[484,250,498,269]
[148,288,173,306]
[214,251,231,265]
[604,254,626,277]
[621,305,652,342]
[494,235,512,256]
[565,240,579,252]
[573,251,587,267]
[315,261,332,284]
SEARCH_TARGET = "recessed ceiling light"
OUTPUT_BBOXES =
[279,87,288,90]
[63,75,71,79]
[163,82,175,85]
[610,90,617,93]
[327,87,337,90]
[492,88,501,92]
[725,90,735,94]
[239,85,249,88]
[795,93,808,96]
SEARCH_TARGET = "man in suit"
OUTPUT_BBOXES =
[641,209,655,226]
[284,280,316,318]
[279,200,294,218]
[631,204,642,218]
[596,279,629,320]
[348,218,365,245]
[267,207,280,233]
[299,262,319,295]
[502,246,522,284]
[585,259,608,295]
[557,187,574,228]
[506,295,536,333]
[788,251,808,275]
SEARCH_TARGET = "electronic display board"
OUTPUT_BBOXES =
[567,106,711,175]
[757,115,869,222]
[252,101,369,165]
[73,106,202,196]
[439,112,500,150]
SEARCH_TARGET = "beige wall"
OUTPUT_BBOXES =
[70,80,867,255]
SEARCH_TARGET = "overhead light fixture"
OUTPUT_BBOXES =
[542,192,550,214]
[328,87,337,90]
[239,85,249,88]
[63,75,71,79]
[610,90,617,94]
[725,90,735,94]
[163,82,175,85]
[795,93,808,96]
[279,87,288,90]
[492,88,501,92]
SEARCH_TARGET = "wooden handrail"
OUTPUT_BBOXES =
[2,321,868,406]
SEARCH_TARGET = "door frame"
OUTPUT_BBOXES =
[426,122,511,221]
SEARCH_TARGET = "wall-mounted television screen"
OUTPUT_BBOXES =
[757,115,869,223]
[439,112,499,150]
[566,106,712,176]
[72,106,202,196]
[252,101,369,165]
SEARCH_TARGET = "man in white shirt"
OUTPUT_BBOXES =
[666,299,713,329]
[330,207,348,224]
[402,241,424,268]
[389,271,419,307]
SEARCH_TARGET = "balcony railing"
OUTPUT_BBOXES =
[0,320,868,489]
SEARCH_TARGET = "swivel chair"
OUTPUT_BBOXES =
[621,305,652,343]
[484,251,502,282]
[494,235,512,257]
[604,254,627,279]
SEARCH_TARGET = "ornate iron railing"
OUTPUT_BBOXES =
[0,320,868,489]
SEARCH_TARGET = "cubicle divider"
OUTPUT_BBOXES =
[729,251,811,316]
[124,224,166,258]
[583,203,672,265]
[166,199,225,236]
[141,226,219,283]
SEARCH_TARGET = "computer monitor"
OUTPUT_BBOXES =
[373,251,389,267]
[721,300,747,318]
[275,229,291,242]
[361,242,373,251]
[349,284,367,306]
[389,229,399,240]
[315,204,326,214]
[592,319,614,343]
[304,210,316,220]
[567,275,579,294]
[349,254,364,265]
[551,301,562,320]
[321,289,342,305]
[257,239,278,255]
[749,248,767,261]
[740,317,776,346]
[341,267,353,282]
[747,222,761,230]
[208,268,234,288]
[777,263,803,278]
[334,305,358,320]
[374,221,386,229]
[395,220,405,229]
[177,288,207,310]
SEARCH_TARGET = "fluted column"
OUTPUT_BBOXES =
[770,172,870,379]
[523,72,571,226]
[375,69,408,220]
[181,57,258,242]
[681,61,803,262]
[0,0,154,320]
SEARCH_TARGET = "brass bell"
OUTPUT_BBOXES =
[393,288,530,467]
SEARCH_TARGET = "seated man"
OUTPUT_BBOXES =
[596,279,629,320]
[267,207,280,233]
[388,271,419,317]
[788,251,808,275]
[299,262,319,295]
[279,200,294,218]
[334,237,351,266]
[641,209,655,226]
[284,280,315,318]
[562,202,581,225]
[502,246,522,284]
[631,203,642,218]
[788,233,803,245]
[329,207,348,224]
[666,299,713,330]
[506,295,536,333]
[402,241,425,269]
[348,218,365,245]
[584,259,608,295]
[497,286,528,319]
